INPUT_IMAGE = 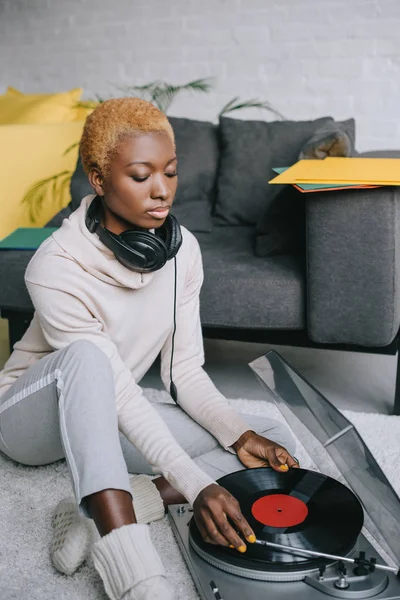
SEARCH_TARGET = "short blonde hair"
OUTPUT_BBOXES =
[80,97,175,176]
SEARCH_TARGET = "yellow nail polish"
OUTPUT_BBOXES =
[280,464,289,471]
[229,544,235,549]
[238,545,247,553]
[247,534,256,543]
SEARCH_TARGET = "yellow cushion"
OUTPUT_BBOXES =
[0,87,83,124]
[0,121,85,239]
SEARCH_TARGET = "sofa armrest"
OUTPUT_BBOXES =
[0,206,72,318]
[306,186,400,347]
[0,249,34,312]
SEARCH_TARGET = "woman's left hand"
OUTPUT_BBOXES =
[232,430,299,471]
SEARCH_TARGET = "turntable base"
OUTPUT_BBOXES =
[168,505,400,600]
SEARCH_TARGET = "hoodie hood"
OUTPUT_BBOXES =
[52,195,155,290]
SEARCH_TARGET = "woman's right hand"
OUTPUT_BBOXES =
[192,484,255,552]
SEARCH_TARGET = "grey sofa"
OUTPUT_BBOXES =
[1,115,400,412]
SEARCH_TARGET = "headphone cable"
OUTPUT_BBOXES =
[169,255,178,403]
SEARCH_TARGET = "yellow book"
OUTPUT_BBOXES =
[269,157,400,186]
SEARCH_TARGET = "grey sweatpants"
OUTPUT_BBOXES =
[0,340,295,512]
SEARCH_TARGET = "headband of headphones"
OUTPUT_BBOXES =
[85,195,182,273]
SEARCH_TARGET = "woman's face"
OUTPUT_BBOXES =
[89,133,178,233]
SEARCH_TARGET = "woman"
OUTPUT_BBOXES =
[0,98,297,600]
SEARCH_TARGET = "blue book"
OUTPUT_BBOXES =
[0,227,57,250]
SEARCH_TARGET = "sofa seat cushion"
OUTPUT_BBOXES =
[0,226,306,331]
[195,227,305,330]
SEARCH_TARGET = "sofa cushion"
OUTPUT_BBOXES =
[214,115,334,226]
[0,121,83,240]
[255,119,355,257]
[168,117,217,232]
[254,186,306,258]
[194,227,305,329]
[69,116,217,233]
[0,87,83,125]
[254,118,356,258]
[0,228,306,330]
[46,204,73,228]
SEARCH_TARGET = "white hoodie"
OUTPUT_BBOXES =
[0,195,250,503]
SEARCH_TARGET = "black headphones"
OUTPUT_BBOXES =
[85,195,182,273]
[85,195,181,402]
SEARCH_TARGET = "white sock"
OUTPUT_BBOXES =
[50,475,163,576]
[129,475,165,524]
[91,523,175,600]
[50,498,93,575]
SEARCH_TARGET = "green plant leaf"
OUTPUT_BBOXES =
[51,175,58,205]
[63,141,80,156]
[218,97,284,119]
[21,171,72,223]
[58,174,72,210]
[75,100,100,111]
[181,78,214,93]
[118,78,213,113]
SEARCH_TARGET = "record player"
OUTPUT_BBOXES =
[168,351,400,599]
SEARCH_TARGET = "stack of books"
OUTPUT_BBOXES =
[269,157,400,193]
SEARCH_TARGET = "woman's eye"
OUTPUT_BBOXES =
[165,172,178,178]
[132,175,149,182]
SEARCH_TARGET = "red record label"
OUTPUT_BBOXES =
[251,494,308,527]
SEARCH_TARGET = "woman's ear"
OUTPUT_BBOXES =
[88,168,105,196]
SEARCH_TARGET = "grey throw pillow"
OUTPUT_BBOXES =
[214,116,334,226]
[254,119,356,257]
[168,117,217,232]
[254,186,306,257]
[69,118,216,233]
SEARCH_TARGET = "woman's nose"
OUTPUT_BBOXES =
[150,173,169,200]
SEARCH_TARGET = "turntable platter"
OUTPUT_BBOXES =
[189,468,364,581]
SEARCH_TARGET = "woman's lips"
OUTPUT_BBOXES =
[146,208,170,219]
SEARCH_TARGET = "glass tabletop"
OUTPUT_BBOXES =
[249,350,400,566]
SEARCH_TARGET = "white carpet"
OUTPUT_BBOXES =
[1,388,400,600]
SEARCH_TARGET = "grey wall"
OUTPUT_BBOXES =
[1,0,399,150]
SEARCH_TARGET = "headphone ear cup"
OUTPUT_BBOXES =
[165,214,182,260]
[119,230,168,272]
[85,195,101,233]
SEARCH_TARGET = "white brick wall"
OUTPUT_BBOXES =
[0,0,399,150]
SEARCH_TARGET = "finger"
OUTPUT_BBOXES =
[225,502,256,545]
[271,447,300,472]
[214,510,247,551]
[196,520,218,545]
[286,454,300,469]
[202,509,234,548]
[276,448,300,470]
[268,448,287,472]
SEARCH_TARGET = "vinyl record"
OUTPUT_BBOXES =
[189,468,364,574]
